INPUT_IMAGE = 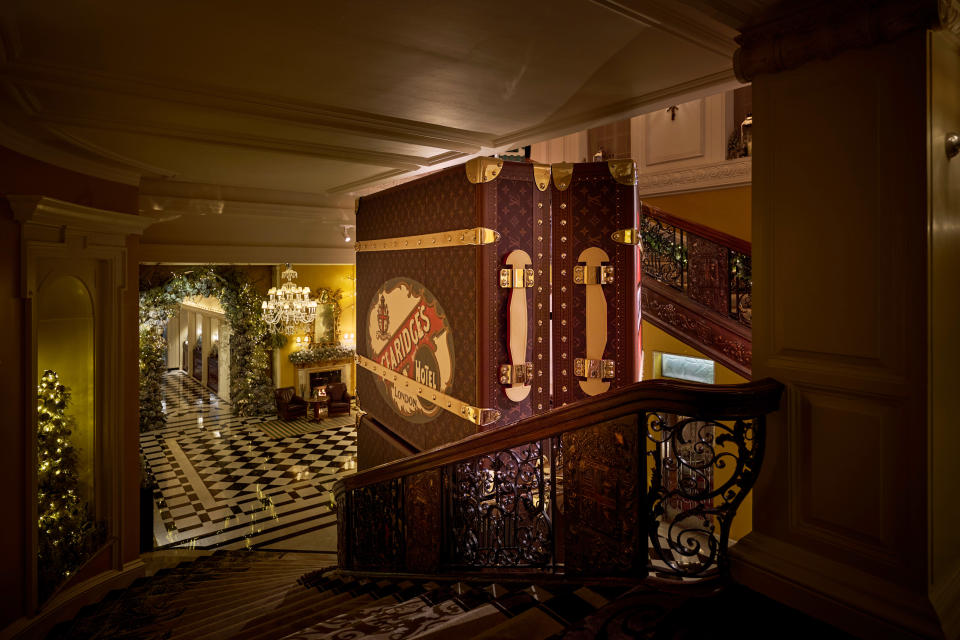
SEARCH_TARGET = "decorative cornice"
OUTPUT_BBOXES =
[137,242,356,265]
[8,195,156,235]
[636,157,751,197]
[734,0,947,82]
[138,194,353,223]
[0,120,143,186]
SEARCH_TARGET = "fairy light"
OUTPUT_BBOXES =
[36,369,99,598]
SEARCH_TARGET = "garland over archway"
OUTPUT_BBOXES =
[138,266,279,431]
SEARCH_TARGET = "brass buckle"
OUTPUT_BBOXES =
[573,357,615,381]
[499,363,534,385]
[611,228,641,245]
[499,267,534,288]
[573,264,614,285]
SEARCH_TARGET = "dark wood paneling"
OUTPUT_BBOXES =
[403,469,442,573]
[687,233,730,314]
[563,416,643,576]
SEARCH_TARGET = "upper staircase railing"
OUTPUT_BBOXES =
[335,379,783,582]
[639,204,752,377]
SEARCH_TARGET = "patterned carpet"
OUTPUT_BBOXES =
[139,371,357,550]
[48,550,856,640]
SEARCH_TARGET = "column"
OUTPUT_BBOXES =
[729,2,960,637]
[186,310,196,378]
[166,313,179,370]
[201,313,211,388]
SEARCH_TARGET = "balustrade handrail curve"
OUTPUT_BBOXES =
[337,378,783,580]
[337,378,781,494]
[641,202,751,256]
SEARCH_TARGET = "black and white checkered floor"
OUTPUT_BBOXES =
[139,371,356,550]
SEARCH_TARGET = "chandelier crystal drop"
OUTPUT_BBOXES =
[261,264,317,334]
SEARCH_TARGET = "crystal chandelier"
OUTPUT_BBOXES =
[261,264,317,334]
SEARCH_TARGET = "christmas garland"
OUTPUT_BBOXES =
[138,266,280,431]
[288,345,355,367]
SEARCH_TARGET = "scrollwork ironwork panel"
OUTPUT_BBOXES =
[562,417,642,576]
[687,234,729,315]
[729,250,752,326]
[640,215,686,291]
[349,477,404,571]
[404,469,442,572]
[447,440,553,568]
[646,412,765,578]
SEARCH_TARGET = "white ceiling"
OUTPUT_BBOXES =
[0,0,771,232]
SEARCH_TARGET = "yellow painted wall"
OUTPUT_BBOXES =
[641,321,752,541]
[641,321,748,386]
[37,275,96,507]
[644,185,751,242]
[641,185,753,540]
[276,264,357,393]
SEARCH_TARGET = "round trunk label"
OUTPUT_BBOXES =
[366,278,454,422]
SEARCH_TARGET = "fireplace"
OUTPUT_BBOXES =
[296,359,352,399]
[309,369,342,391]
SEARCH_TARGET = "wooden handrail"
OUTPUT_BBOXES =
[641,202,751,256]
[337,378,781,493]
[337,377,783,580]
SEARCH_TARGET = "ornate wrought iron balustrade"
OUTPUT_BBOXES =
[336,378,782,582]
[640,214,686,292]
[640,205,752,329]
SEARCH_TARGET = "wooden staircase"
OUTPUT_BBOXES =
[46,548,852,639]
[40,549,665,639]
[639,203,753,378]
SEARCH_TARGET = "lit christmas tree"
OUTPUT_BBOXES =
[37,369,98,601]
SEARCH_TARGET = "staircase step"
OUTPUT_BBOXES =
[168,583,344,639]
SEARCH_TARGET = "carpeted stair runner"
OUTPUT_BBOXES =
[46,551,633,640]
[47,550,852,639]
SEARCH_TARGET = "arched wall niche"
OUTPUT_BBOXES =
[36,273,96,509]
[9,195,154,616]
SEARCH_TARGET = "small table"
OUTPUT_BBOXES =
[305,397,328,423]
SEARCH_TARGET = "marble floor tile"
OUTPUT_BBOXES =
[141,371,356,550]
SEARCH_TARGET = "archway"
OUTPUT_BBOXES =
[139,266,278,432]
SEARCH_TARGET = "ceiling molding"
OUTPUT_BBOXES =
[0,119,143,185]
[324,148,477,194]
[45,124,180,178]
[0,58,496,153]
[591,0,738,57]
[326,168,419,195]
[636,156,751,197]
[424,151,471,166]
[138,242,356,266]
[494,69,741,150]
[139,194,354,223]
[8,194,157,234]
[37,111,431,170]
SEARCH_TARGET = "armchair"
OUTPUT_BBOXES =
[274,387,307,421]
[325,382,353,416]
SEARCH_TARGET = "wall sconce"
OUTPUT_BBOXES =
[342,225,353,242]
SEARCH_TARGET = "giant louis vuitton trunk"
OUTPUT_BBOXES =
[550,161,640,406]
[355,159,552,453]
